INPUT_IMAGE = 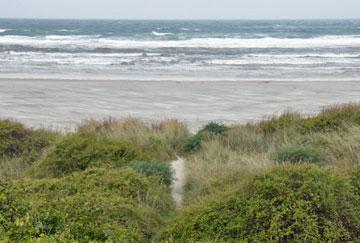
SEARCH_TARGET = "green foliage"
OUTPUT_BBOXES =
[0,120,56,162]
[130,161,173,186]
[0,120,28,157]
[271,145,325,164]
[301,104,360,133]
[182,122,228,153]
[6,167,174,242]
[350,166,360,197]
[34,132,149,177]
[257,104,360,135]
[202,122,228,135]
[257,112,301,135]
[163,165,360,242]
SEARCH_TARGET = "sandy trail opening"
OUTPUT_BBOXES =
[171,157,185,207]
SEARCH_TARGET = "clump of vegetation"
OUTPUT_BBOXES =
[78,118,190,161]
[1,103,360,241]
[0,120,58,179]
[271,145,325,164]
[33,132,149,177]
[130,161,173,186]
[0,119,57,160]
[182,122,228,153]
[350,166,360,196]
[5,167,174,242]
[163,165,360,242]
[257,103,360,135]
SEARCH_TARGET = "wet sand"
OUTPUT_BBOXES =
[0,79,359,131]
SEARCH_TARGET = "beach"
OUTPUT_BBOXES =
[1,79,359,130]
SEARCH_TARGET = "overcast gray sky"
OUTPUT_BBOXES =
[0,0,359,19]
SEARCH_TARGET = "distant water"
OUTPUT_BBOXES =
[0,19,360,81]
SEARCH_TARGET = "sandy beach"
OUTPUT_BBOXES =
[0,79,359,131]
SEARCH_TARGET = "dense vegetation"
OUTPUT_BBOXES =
[0,118,188,241]
[1,103,360,242]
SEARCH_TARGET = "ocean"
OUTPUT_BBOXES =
[0,19,360,81]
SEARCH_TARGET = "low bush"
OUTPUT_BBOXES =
[271,145,325,164]
[7,167,174,242]
[256,103,360,135]
[182,122,228,153]
[33,132,149,177]
[130,161,172,186]
[257,112,301,135]
[163,165,360,242]
[78,118,190,161]
[0,119,56,161]
[301,103,360,133]
[350,166,360,196]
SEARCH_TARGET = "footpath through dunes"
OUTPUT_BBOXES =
[1,103,360,241]
[171,157,185,207]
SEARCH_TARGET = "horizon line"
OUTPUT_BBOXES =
[0,17,359,21]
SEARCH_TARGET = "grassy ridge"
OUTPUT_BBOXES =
[1,104,360,242]
[0,118,189,242]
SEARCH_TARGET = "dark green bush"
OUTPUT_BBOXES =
[181,133,204,154]
[34,133,149,177]
[271,145,325,164]
[130,161,172,186]
[182,122,228,153]
[202,122,228,135]
[163,165,360,242]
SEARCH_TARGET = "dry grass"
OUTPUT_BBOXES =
[78,117,190,161]
[182,103,360,204]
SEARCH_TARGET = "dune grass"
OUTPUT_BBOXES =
[1,103,360,241]
[181,103,360,205]
[0,117,189,242]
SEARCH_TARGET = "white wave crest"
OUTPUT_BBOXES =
[1,35,360,50]
[151,31,173,36]
[0,29,10,33]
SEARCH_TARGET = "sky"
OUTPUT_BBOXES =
[0,0,359,20]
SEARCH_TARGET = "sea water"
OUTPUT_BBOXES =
[0,19,360,81]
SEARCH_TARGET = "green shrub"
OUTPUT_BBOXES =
[0,181,65,241]
[0,120,29,157]
[302,103,360,133]
[163,165,360,242]
[256,104,360,135]
[271,145,325,164]
[181,133,204,154]
[33,133,149,177]
[9,167,174,242]
[0,120,56,161]
[202,122,228,135]
[350,166,360,196]
[130,161,172,186]
[257,112,301,135]
[182,122,228,153]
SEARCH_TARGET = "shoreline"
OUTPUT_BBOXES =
[1,77,360,84]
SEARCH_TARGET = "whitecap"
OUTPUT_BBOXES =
[2,35,360,50]
[151,31,173,36]
[0,29,10,33]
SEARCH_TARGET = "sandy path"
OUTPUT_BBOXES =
[171,157,185,207]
